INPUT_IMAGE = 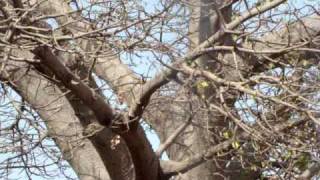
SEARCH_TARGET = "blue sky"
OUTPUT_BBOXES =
[0,1,170,179]
[1,0,320,179]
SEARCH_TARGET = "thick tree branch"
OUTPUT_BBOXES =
[2,0,319,179]
[128,69,178,118]
[161,139,233,177]
[180,64,320,128]
[31,45,163,180]
[0,58,112,180]
[247,14,320,73]
[32,3,167,180]
[161,118,307,177]
[155,116,192,158]
[135,0,287,104]
[121,125,164,180]
[32,46,115,127]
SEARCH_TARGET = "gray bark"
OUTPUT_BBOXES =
[1,49,111,180]
[2,0,320,180]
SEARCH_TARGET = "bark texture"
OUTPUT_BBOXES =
[1,0,320,180]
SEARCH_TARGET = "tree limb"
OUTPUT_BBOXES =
[32,46,115,127]
[161,118,307,177]
[155,115,192,158]
[133,0,287,105]
[0,57,112,180]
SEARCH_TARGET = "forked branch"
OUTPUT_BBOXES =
[32,46,115,126]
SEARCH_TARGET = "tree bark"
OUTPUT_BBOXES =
[0,49,111,180]
[2,0,319,179]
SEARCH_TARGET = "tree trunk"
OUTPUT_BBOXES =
[147,1,259,179]
[3,0,319,179]
[0,51,111,179]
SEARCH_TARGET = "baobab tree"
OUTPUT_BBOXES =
[0,0,320,179]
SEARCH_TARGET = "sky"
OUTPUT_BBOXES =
[1,0,169,179]
[1,0,320,179]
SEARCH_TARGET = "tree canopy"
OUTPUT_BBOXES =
[0,0,320,179]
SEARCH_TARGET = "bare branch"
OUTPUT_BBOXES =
[180,64,320,125]
[161,118,307,177]
[0,55,112,179]
[32,46,115,127]
[298,163,320,179]
[132,0,287,109]
[155,116,192,158]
